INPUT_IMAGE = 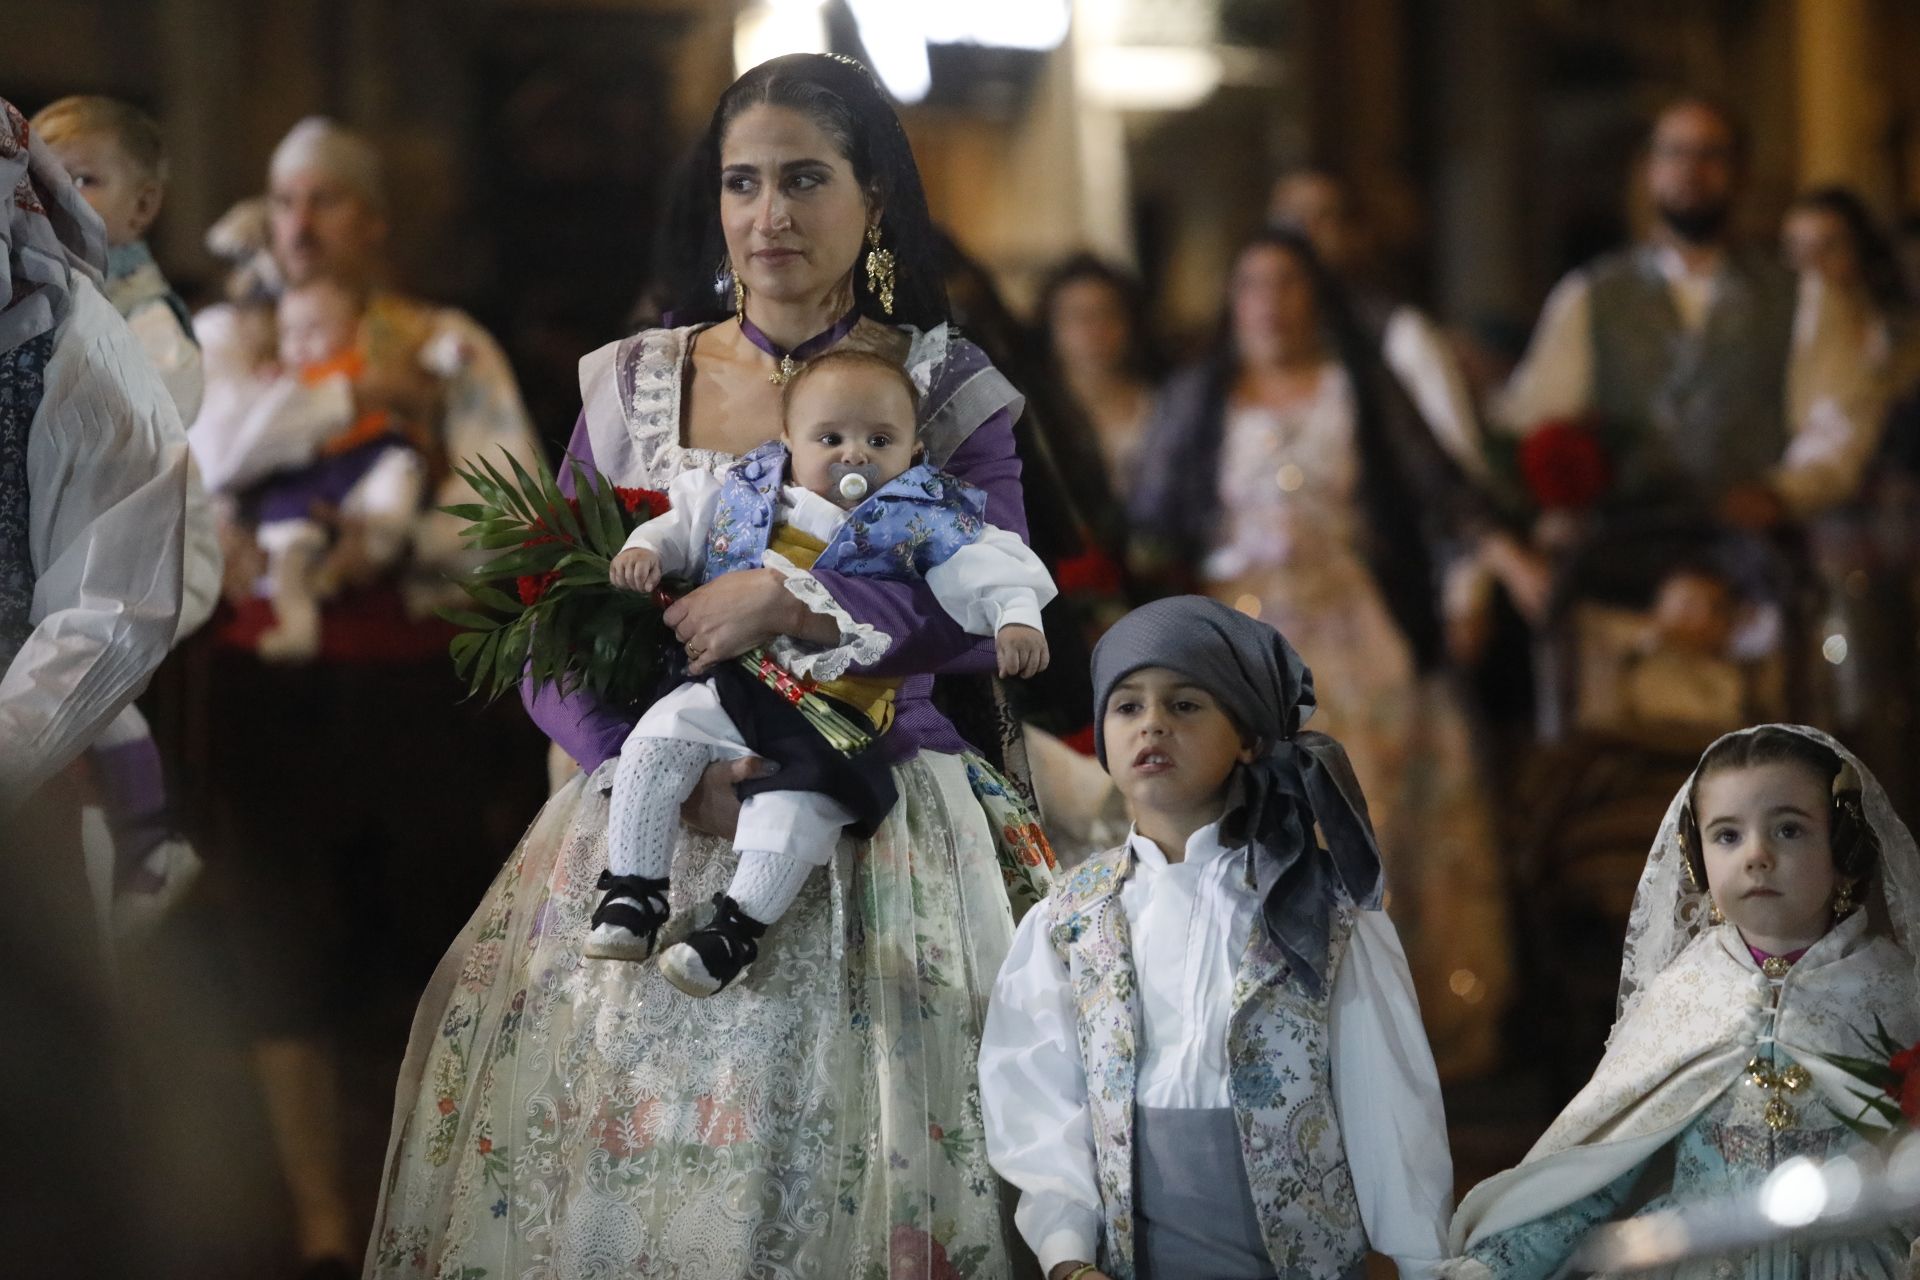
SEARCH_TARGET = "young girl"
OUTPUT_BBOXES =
[979,595,1454,1280]
[588,348,1055,995]
[1448,724,1920,1278]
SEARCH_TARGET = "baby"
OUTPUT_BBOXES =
[251,277,426,661]
[587,348,1056,996]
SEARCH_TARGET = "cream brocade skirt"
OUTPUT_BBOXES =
[367,751,1047,1279]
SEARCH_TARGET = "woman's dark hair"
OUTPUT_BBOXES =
[1679,727,1879,890]
[1789,185,1909,314]
[651,54,948,330]
[1128,225,1461,669]
[1034,252,1166,382]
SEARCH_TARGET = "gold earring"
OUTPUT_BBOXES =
[1833,879,1856,918]
[1707,898,1725,926]
[733,274,745,322]
[864,221,895,315]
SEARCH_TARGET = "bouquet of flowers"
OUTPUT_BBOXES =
[440,449,877,753]
[1826,1017,1920,1142]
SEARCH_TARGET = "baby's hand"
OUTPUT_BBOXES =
[610,547,663,593]
[996,623,1050,679]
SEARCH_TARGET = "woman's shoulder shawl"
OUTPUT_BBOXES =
[907,323,1023,469]
[577,325,701,488]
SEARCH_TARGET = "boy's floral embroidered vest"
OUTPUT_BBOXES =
[702,441,987,583]
[1043,844,1368,1280]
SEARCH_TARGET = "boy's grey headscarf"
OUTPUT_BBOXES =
[1092,596,1385,996]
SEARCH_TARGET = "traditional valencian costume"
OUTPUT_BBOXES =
[1449,725,1920,1279]
[588,435,1054,993]
[980,597,1455,1280]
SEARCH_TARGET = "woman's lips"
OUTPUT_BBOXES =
[753,248,801,264]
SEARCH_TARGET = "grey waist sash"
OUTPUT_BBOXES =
[1135,1105,1273,1280]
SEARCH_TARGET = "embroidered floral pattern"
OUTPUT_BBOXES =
[1043,850,1367,1280]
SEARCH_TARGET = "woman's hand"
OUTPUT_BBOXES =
[679,757,775,839]
[664,568,839,676]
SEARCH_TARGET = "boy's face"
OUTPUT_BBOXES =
[1103,667,1256,825]
[783,363,918,509]
[46,132,160,247]
[277,283,361,369]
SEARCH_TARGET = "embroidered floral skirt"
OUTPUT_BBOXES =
[368,750,1049,1279]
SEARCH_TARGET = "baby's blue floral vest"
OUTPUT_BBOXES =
[701,440,988,583]
[1045,845,1369,1280]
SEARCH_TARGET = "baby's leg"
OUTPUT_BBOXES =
[588,682,751,962]
[658,789,855,997]
[607,737,717,879]
[256,518,327,663]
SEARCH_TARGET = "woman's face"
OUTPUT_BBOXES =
[720,103,872,311]
[1049,277,1131,378]
[1230,244,1320,368]
[1782,207,1861,289]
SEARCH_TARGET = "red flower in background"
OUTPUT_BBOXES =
[1519,418,1612,512]
[1056,544,1124,597]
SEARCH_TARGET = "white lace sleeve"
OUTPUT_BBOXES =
[760,551,891,683]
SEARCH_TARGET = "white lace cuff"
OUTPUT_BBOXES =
[762,551,892,683]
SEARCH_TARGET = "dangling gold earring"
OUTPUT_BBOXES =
[864,221,895,315]
[1833,878,1857,918]
[1707,898,1725,926]
[733,274,746,322]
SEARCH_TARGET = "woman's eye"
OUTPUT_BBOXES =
[787,172,822,193]
[722,175,755,195]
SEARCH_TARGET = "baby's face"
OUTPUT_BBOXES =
[1651,571,1734,656]
[277,283,361,369]
[783,364,918,508]
[46,131,156,248]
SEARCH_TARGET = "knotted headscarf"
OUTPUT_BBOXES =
[1092,596,1385,996]
[0,99,104,354]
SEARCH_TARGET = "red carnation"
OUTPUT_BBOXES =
[516,570,559,606]
[1056,545,1124,597]
[1519,418,1612,512]
[1903,1067,1920,1125]
[613,486,669,519]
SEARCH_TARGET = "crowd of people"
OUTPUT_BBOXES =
[5,53,1920,1280]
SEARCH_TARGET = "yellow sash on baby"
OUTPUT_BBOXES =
[767,523,899,734]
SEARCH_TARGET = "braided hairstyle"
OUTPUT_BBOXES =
[1678,727,1879,893]
[652,54,948,331]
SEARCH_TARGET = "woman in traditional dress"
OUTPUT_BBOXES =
[365,54,1052,1279]
[1035,253,1163,504]
[1129,226,1543,1080]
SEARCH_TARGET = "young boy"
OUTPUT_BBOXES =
[34,95,216,942]
[979,596,1455,1280]
[587,347,1056,996]
[33,95,202,422]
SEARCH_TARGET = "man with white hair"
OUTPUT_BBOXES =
[188,116,544,1276]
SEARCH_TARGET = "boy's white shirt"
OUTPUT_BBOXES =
[125,297,204,427]
[978,821,1455,1279]
[622,465,1054,635]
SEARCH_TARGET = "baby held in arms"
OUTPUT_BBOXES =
[587,349,1056,996]
[250,277,428,661]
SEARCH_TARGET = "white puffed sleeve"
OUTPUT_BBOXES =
[979,902,1103,1275]
[621,467,724,578]
[922,523,1057,635]
[1331,910,1456,1279]
[0,279,190,809]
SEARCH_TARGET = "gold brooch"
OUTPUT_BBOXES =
[1745,1056,1810,1130]
[1761,955,1791,979]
